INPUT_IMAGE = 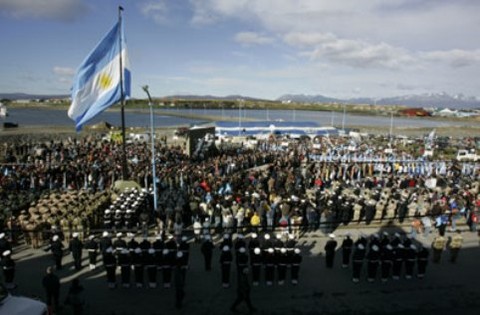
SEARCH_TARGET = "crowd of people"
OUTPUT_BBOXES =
[0,132,479,313]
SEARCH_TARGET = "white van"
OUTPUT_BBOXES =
[0,284,47,315]
[456,149,479,161]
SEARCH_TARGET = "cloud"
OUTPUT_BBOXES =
[421,49,480,68]
[0,0,89,21]
[53,66,75,76]
[285,32,415,69]
[140,0,169,24]
[234,32,274,46]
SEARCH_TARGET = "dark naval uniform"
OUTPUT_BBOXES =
[104,248,117,288]
[250,248,263,286]
[118,249,131,288]
[290,248,302,285]
[366,245,380,282]
[341,235,353,268]
[417,245,429,278]
[324,236,338,268]
[146,248,158,288]
[264,248,276,286]
[404,244,417,279]
[220,246,233,288]
[201,236,214,271]
[352,244,366,283]
[85,236,98,270]
[132,248,145,288]
[392,244,405,280]
[380,245,394,282]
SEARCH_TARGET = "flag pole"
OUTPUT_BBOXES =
[118,5,128,180]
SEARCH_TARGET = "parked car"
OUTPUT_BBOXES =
[0,284,47,315]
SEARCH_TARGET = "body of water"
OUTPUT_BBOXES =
[3,107,474,129]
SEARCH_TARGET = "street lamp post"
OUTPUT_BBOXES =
[141,85,158,212]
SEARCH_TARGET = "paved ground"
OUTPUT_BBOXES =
[8,224,480,315]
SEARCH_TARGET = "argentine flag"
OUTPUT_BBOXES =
[68,21,131,131]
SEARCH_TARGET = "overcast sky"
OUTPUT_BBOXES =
[1,0,479,100]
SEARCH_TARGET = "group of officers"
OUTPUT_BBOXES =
[323,230,463,283]
[42,227,465,289]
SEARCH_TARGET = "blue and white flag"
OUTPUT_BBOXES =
[68,21,131,131]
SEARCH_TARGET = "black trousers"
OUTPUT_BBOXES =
[417,260,427,276]
[405,260,415,277]
[367,261,378,280]
[231,292,254,312]
[221,264,231,285]
[106,266,116,283]
[352,261,363,279]
[325,252,335,268]
[134,265,144,284]
[147,266,157,283]
[392,260,402,277]
[88,252,97,265]
[265,265,275,283]
[291,265,300,281]
[278,264,287,282]
[252,264,261,283]
[342,249,351,266]
[381,261,392,279]
[121,265,131,284]
[203,253,212,271]
[163,267,172,285]
[73,254,82,270]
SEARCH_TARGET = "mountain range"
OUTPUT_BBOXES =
[1,92,479,109]
[277,92,480,109]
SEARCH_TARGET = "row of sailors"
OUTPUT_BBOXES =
[307,159,479,176]
[217,244,303,287]
[340,233,430,283]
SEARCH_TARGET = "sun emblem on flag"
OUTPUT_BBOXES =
[98,73,112,90]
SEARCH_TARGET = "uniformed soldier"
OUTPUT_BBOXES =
[234,234,247,252]
[262,234,273,251]
[69,232,84,270]
[221,233,233,250]
[176,250,189,280]
[277,247,288,285]
[104,247,117,289]
[103,209,113,229]
[220,245,233,288]
[1,250,15,289]
[118,249,131,288]
[341,233,354,268]
[99,231,112,257]
[250,247,263,286]
[416,244,429,279]
[352,243,365,283]
[0,233,12,257]
[380,244,394,282]
[291,248,302,285]
[324,233,338,268]
[162,248,174,288]
[85,235,98,270]
[273,233,284,255]
[46,235,64,270]
[431,233,447,263]
[366,245,380,282]
[392,243,404,280]
[449,230,463,263]
[178,236,190,265]
[146,248,157,288]
[236,247,249,271]
[113,233,127,254]
[404,244,417,279]
[264,247,275,286]
[248,233,261,255]
[132,247,144,288]
[201,234,214,271]
[127,233,139,253]
[165,235,177,256]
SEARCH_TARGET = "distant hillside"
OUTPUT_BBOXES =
[278,92,480,109]
[159,94,267,102]
[0,93,69,100]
